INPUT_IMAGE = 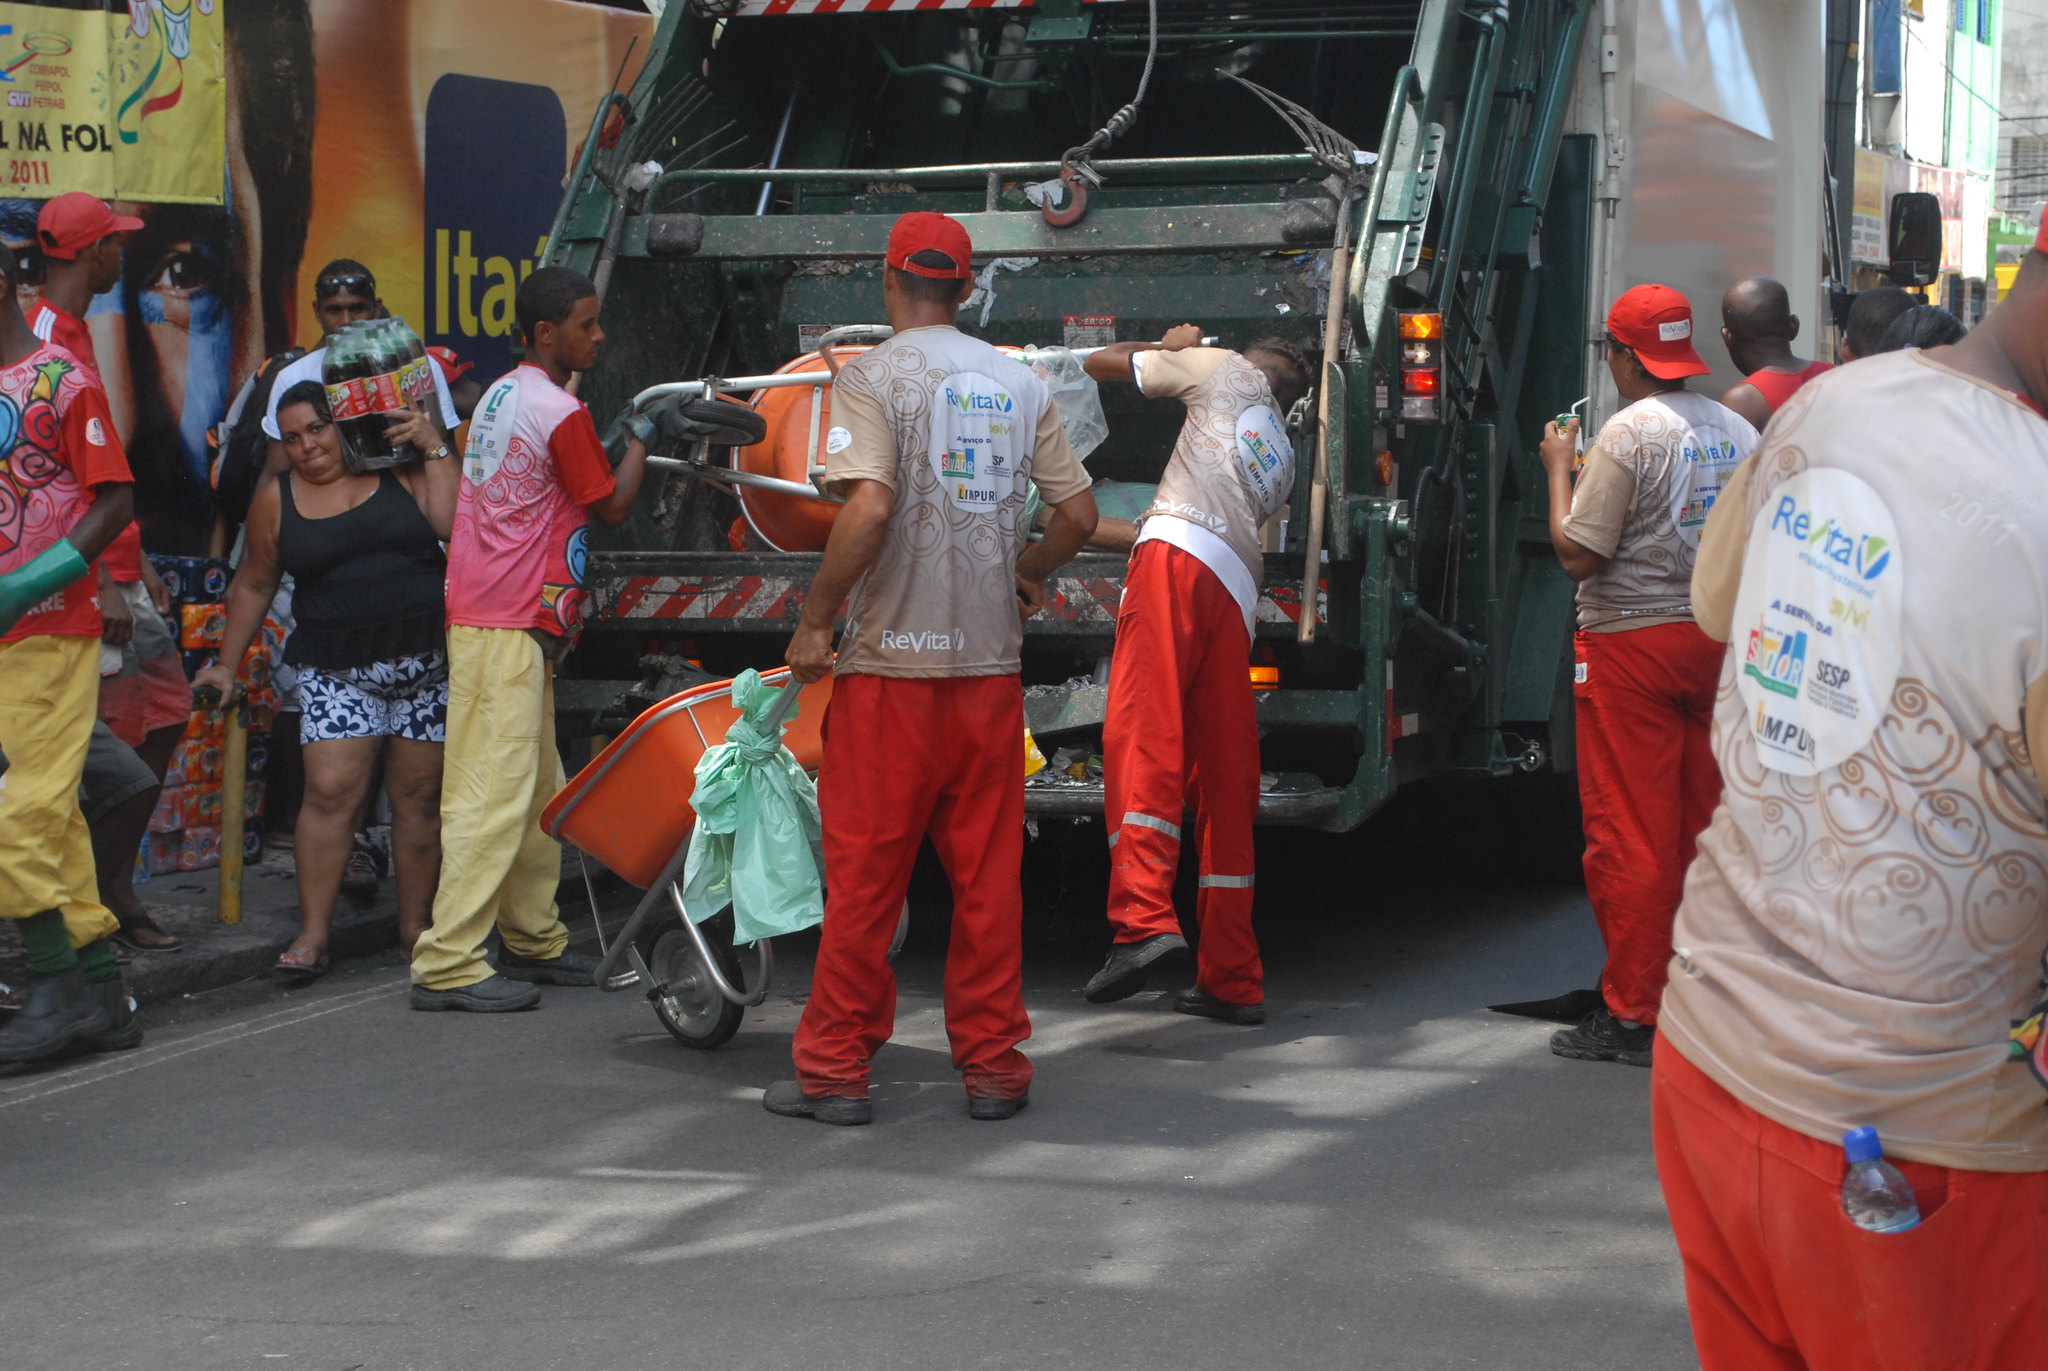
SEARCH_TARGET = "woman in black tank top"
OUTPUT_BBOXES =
[198,382,459,976]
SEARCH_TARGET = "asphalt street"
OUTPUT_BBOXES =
[2,797,1697,1371]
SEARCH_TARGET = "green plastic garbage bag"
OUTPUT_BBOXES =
[678,669,824,943]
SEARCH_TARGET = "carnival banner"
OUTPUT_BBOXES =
[0,0,226,204]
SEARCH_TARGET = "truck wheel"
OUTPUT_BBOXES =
[639,914,746,1049]
[681,398,769,447]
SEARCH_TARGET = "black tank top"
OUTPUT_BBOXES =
[278,471,446,669]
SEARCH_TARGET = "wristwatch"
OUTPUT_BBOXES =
[424,443,451,462]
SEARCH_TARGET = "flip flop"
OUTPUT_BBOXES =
[111,919,185,956]
[274,948,329,981]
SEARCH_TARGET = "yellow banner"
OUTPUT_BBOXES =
[0,0,225,204]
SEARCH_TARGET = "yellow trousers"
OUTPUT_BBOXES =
[0,634,118,946]
[412,625,571,989]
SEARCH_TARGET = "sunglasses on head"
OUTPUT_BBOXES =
[316,273,375,298]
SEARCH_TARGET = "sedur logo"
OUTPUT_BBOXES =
[881,628,962,653]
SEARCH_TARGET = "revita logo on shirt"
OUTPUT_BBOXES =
[944,386,1012,415]
[880,628,961,653]
[1769,494,1893,586]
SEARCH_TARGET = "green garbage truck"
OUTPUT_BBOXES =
[543,0,1830,832]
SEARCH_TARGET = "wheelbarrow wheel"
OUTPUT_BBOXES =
[639,914,746,1050]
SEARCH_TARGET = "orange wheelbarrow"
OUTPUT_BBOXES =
[543,667,832,1049]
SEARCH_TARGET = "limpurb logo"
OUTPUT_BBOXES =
[944,386,1013,415]
[1769,495,1892,582]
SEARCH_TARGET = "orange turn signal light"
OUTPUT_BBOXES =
[1249,666,1281,690]
[1398,311,1445,340]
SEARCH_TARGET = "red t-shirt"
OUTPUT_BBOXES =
[30,299,141,582]
[444,364,615,637]
[1744,359,1834,417]
[0,344,133,642]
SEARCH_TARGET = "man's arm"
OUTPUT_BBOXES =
[784,478,894,683]
[1719,381,1771,433]
[1015,489,1100,617]
[1538,419,1606,581]
[98,563,133,646]
[1690,460,1754,643]
[1083,323,1205,385]
[588,435,647,527]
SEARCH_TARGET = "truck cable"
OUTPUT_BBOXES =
[1043,0,1157,227]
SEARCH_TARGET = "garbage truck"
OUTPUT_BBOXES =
[542,0,1830,833]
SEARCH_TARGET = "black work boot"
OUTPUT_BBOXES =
[1082,933,1190,1003]
[1173,986,1267,1026]
[81,979,144,1052]
[1550,1007,1656,1067]
[0,967,111,1064]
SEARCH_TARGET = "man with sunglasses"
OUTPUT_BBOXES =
[1537,284,1758,1067]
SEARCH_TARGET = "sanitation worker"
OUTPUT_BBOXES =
[409,266,650,1011]
[1077,328,1311,1023]
[1717,275,1831,431]
[1538,283,1757,1067]
[769,210,1098,1125]
[1653,215,2048,1371]
[0,244,144,1063]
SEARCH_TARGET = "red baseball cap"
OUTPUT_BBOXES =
[426,345,474,381]
[37,192,143,261]
[2034,214,2048,255]
[885,211,972,279]
[1606,283,1712,380]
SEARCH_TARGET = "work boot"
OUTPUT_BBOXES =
[1173,986,1266,1026]
[763,1079,872,1126]
[81,979,144,1052]
[0,967,111,1063]
[409,974,542,1013]
[967,1093,1029,1121]
[1082,933,1190,1003]
[499,947,605,986]
[1550,1007,1655,1067]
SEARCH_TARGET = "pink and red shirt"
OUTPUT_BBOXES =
[444,363,615,638]
[0,343,132,643]
[30,298,141,583]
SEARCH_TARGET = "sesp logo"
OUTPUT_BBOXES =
[1769,495,1892,581]
[944,386,1013,416]
[1742,625,1806,697]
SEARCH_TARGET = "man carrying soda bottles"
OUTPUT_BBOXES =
[769,211,1098,1125]
[1649,214,2048,1371]
[0,245,145,1063]
[408,267,650,1011]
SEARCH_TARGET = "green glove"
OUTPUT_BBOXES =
[0,539,88,636]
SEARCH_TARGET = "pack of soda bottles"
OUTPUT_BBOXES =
[322,317,434,472]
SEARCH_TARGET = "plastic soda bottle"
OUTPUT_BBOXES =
[1840,1127,1921,1233]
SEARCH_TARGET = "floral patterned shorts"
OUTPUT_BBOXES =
[298,651,450,745]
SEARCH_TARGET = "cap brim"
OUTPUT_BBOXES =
[1636,346,1712,380]
[111,215,144,233]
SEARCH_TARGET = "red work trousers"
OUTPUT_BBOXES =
[792,673,1031,1102]
[1653,1039,2048,1370]
[1573,622,1722,1025]
[1102,540,1262,1006]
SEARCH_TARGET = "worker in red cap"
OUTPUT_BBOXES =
[768,210,1099,1125]
[1536,283,1758,1067]
[1078,328,1312,1023]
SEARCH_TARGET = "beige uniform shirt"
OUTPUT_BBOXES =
[1668,350,2048,1171]
[1131,348,1295,628]
[1563,390,1758,630]
[822,326,1090,678]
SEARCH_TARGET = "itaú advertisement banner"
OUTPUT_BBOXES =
[0,0,225,204]
[0,0,648,553]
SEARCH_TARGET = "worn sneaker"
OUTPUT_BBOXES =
[1082,933,1190,1003]
[409,974,542,1013]
[1550,1008,1655,1067]
[499,947,604,986]
[1173,986,1266,1026]
[763,1079,872,1126]
[0,968,111,1063]
[967,1093,1029,1121]
[340,846,380,901]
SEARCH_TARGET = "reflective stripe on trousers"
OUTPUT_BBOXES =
[1109,811,1182,848]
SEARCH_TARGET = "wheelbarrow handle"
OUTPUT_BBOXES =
[762,676,805,732]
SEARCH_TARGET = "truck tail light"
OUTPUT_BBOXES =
[1398,312,1444,421]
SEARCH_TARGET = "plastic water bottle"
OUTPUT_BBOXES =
[1840,1127,1920,1233]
